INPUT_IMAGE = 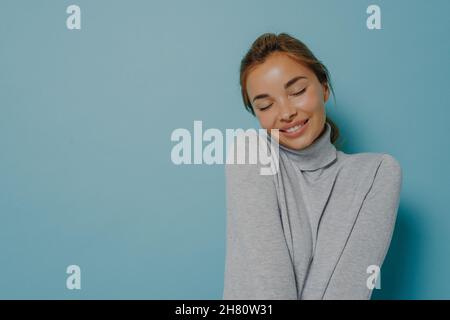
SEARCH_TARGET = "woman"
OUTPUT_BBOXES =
[223,33,402,300]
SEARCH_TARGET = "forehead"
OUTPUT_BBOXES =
[246,52,313,94]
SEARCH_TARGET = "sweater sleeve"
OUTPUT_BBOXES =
[322,153,403,299]
[222,151,298,300]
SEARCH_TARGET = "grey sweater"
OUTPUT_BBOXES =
[223,122,402,300]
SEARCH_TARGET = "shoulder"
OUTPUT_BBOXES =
[354,152,402,179]
[380,153,401,170]
[344,152,403,200]
[337,152,403,195]
[375,153,403,190]
[339,151,402,177]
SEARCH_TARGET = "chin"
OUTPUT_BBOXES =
[280,136,311,150]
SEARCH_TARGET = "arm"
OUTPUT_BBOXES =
[323,154,403,299]
[223,159,298,300]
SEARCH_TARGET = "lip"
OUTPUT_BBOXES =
[279,118,309,138]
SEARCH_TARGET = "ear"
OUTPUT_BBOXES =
[322,82,330,103]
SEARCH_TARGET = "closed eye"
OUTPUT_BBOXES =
[259,104,273,111]
[292,88,306,96]
[258,87,306,111]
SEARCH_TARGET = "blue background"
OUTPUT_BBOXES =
[0,0,449,299]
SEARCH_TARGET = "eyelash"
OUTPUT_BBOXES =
[258,88,307,111]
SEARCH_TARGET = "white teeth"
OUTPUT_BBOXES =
[284,119,308,133]
[286,124,303,133]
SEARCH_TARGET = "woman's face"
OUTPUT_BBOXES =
[246,51,330,150]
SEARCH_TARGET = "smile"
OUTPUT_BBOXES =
[280,118,309,137]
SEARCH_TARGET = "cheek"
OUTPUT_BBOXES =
[293,90,322,112]
[256,112,277,129]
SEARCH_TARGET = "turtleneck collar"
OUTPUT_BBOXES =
[269,122,337,171]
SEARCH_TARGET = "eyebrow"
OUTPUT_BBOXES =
[252,76,307,103]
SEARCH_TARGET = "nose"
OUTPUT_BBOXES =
[279,102,297,121]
